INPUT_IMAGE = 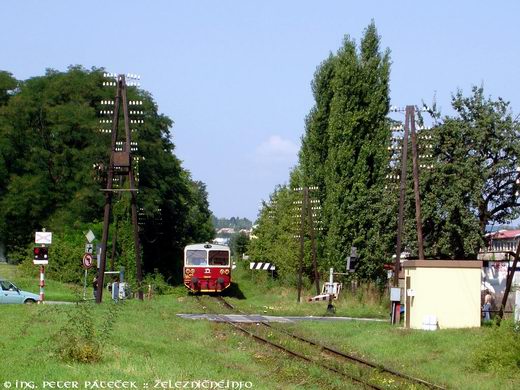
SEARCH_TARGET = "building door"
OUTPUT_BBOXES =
[405,276,411,328]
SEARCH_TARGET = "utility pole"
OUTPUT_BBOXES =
[294,186,321,302]
[96,73,144,303]
[394,109,409,287]
[409,106,425,260]
[296,188,307,303]
[497,236,520,324]
[392,105,428,287]
[307,197,320,295]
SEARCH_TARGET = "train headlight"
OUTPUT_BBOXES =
[224,269,230,275]
[220,269,225,275]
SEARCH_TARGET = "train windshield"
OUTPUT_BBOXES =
[209,250,230,266]
[185,250,208,266]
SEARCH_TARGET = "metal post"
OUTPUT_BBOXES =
[497,242,520,324]
[297,187,308,303]
[307,192,320,295]
[409,106,425,260]
[83,269,88,300]
[121,80,144,301]
[97,77,121,303]
[394,107,410,287]
[327,267,334,313]
[110,216,118,272]
[39,265,45,303]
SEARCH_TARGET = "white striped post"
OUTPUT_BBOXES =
[249,262,276,279]
[39,265,45,303]
[249,262,275,271]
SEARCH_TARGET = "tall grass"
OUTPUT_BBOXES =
[472,319,520,374]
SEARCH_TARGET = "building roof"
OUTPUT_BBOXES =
[486,229,520,240]
[402,260,482,269]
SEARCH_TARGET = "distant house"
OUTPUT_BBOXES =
[478,229,520,312]
[249,224,258,240]
[213,237,230,246]
[217,228,236,235]
[481,229,520,254]
[239,229,251,237]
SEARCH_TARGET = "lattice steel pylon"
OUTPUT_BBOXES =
[96,73,143,303]
[388,105,434,287]
[292,186,322,302]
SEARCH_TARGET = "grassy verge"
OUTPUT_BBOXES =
[221,265,388,319]
[0,296,359,390]
[0,263,80,301]
[284,320,520,390]
[1,263,519,389]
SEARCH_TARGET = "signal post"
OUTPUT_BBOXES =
[34,229,52,303]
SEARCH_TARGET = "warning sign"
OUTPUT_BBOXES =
[82,253,93,269]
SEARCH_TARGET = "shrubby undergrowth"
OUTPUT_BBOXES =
[472,319,520,373]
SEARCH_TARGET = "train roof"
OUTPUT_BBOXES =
[185,243,230,251]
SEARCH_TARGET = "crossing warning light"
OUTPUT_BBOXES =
[34,246,48,261]
[347,246,358,272]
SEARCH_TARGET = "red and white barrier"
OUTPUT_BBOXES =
[308,294,332,302]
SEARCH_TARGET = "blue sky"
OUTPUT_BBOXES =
[2,1,520,221]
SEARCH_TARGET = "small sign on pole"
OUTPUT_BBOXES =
[83,253,93,269]
[35,231,52,245]
[85,230,96,244]
[85,243,94,254]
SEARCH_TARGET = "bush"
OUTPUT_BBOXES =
[472,319,520,373]
[52,300,122,363]
[143,271,174,295]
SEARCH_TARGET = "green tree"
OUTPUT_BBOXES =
[248,183,301,283]
[0,66,213,284]
[299,54,336,200]
[229,232,250,258]
[251,23,391,284]
[322,23,391,279]
[417,86,520,258]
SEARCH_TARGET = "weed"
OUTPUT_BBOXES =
[472,319,520,374]
[143,271,174,295]
[52,300,122,363]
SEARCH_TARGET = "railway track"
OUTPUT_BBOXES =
[195,295,446,390]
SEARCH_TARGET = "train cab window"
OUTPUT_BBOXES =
[209,251,229,266]
[186,250,208,266]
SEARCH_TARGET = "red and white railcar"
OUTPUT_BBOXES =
[183,243,231,292]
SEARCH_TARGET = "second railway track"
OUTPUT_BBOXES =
[194,295,446,390]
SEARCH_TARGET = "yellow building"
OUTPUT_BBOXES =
[402,260,482,329]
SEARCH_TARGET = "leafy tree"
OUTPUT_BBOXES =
[252,23,391,284]
[229,231,249,257]
[0,66,213,284]
[0,71,17,106]
[212,216,253,230]
[248,183,301,283]
[417,87,520,258]
[322,23,391,279]
[299,54,336,200]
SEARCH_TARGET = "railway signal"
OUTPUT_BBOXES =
[33,246,48,262]
[33,229,51,303]
[346,246,358,272]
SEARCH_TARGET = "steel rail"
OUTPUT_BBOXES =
[215,296,445,390]
[196,296,382,390]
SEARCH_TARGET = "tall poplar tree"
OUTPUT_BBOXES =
[255,22,392,284]
[300,54,336,198]
[322,23,391,278]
